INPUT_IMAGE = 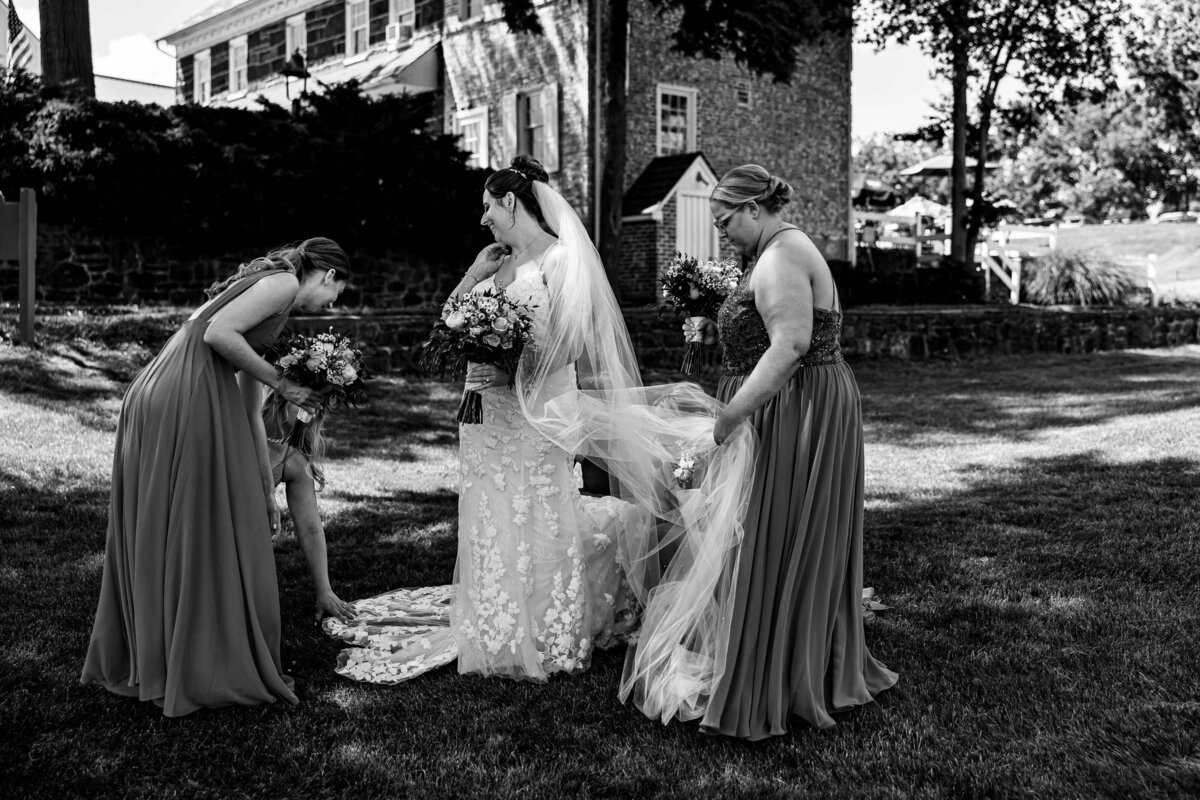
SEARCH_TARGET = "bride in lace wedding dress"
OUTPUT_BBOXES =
[325,156,759,703]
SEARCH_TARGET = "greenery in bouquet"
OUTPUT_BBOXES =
[659,251,742,319]
[659,252,742,374]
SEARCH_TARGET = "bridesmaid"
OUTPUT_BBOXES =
[81,237,350,717]
[697,165,897,738]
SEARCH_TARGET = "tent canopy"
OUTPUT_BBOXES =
[899,155,1000,177]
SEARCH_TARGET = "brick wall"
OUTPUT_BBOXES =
[618,219,657,302]
[248,21,287,84]
[623,0,851,261]
[440,1,592,215]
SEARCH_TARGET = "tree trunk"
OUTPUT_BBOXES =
[949,6,968,268]
[598,0,628,302]
[964,102,994,276]
[38,0,95,98]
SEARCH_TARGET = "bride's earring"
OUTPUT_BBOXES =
[508,201,516,228]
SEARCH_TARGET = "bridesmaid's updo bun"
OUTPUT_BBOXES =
[484,155,550,223]
[711,164,794,213]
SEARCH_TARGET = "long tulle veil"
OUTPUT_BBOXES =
[515,181,760,722]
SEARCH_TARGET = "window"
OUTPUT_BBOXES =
[457,107,489,169]
[458,0,484,19]
[347,0,369,57]
[518,90,545,164]
[657,85,697,156]
[193,50,211,104]
[734,81,751,108]
[229,36,248,93]
[502,84,558,173]
[285,14,307,57]
[392,0,415,27]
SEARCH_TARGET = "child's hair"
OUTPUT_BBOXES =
[263,389,328,490]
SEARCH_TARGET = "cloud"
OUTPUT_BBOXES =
[12,1,40,37]
[94,33,175,86]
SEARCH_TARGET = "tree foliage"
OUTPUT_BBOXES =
[860,0,1128,276]
[0,75,488,261]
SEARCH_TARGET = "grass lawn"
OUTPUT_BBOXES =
[2,325,1199,799]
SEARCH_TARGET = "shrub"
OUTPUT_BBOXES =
[1022,250,1140,306]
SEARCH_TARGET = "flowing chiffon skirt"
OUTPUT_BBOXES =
[701,360,897,739]
[80,272,296,717]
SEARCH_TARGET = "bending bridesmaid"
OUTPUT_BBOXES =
[700,165,897,738]
[81,237,350,717]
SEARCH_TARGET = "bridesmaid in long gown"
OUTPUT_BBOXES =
[81,237,349,717]
[697,165,898,739]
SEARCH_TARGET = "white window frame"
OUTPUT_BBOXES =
[229,36,248,94]
[346,0,369,58]
[656,84,698,156]
[456,106,490,169]
[285,13,307,57]
[734,81,751,108]
[517,89,545,166]
[391,0,415,27]
[193,49,212,104]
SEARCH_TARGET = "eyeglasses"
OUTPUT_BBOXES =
[712,204,746,234]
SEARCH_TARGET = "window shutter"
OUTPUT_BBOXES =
[542,82,560,174]
[501,91,518,166]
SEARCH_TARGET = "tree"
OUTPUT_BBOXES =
[38,0,95,99]
[1124,0,1200,208]
[861,0,1127,278]
[499,0,850,294]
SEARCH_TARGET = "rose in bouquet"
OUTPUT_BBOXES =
[659,251,742,374]
[270,328,370,428]
[418,287,536,424]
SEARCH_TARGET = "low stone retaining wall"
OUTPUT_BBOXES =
[287,305,1200,374]
[7,304,1199,375]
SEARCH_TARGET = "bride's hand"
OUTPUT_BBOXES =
[467,243,510,282]
[464,362,509,391]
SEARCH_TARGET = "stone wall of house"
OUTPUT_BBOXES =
[440,1,592,215]
[8,226,465,310]
[623,0,852,261]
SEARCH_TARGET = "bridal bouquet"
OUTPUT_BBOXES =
[418,287,536,424]
[659,252,742,374]
[270,329,369,424]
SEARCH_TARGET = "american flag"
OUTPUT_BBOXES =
[6,1,33,73]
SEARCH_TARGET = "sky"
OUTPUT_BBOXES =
[10,0,944,138]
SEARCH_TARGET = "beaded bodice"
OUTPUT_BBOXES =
[716,278,844,376]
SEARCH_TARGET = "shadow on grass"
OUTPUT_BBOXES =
[5,368,1200,797]
[856,348,1200,442]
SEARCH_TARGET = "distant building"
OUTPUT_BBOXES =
[160,0,853,301]
[95,74,176,106]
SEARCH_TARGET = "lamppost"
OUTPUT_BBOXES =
[280,50,309,115]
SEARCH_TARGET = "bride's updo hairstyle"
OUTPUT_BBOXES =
[206,236,351,299]
[711,164,794,213]
[484,155,551,224]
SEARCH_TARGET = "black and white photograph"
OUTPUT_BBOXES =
[1,0,1198,797]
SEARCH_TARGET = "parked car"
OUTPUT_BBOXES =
[1154,211,1199,224]
[1060,215,1090,227]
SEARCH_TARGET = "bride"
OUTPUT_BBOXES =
[326,157,758,712]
